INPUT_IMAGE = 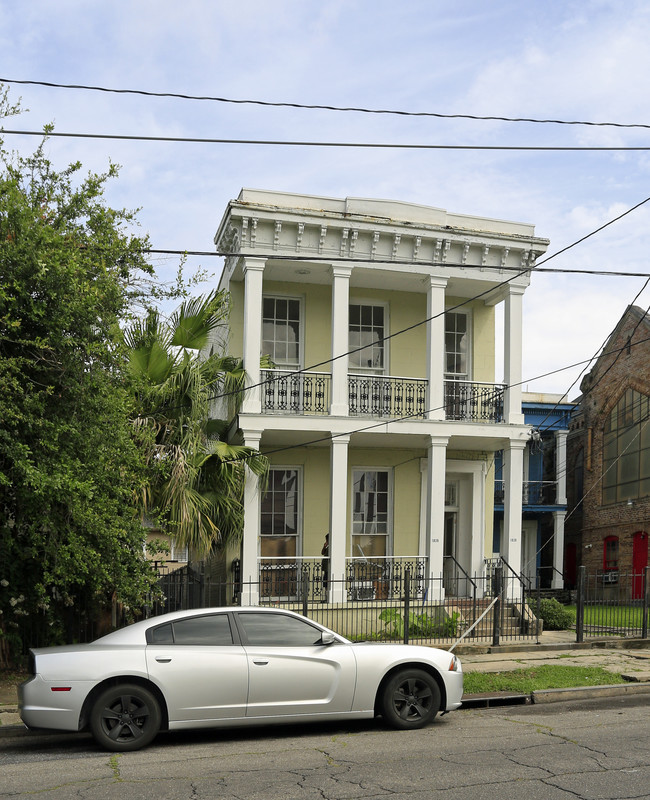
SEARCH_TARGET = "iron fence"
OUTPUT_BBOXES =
[14,565,650,664]
[576,566,650,640]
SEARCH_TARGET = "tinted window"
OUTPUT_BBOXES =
[149,623,173,644]
[172,615,233,645]
[238,612,324,646]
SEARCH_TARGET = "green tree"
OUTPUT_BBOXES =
[0,90,158,664]
[126,292,268,556]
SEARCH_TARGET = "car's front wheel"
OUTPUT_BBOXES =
[381,669,440,729]
[90,683,161,752]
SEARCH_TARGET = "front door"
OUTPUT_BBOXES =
[632,532,648,600]
[235,611,357,718]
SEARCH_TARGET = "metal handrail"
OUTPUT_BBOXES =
[443,555,477,591]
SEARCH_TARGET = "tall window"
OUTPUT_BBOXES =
[260,468,300,559]
[352,469,391,559]
[602,388,650,504]
[262,297,301,368]
[445,311,469,378]
[603,535,619,571]
[349,304,385,373]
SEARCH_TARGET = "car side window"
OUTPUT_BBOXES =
[237,612,324,646]
[147,615,234,645]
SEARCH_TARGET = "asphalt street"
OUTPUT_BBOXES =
[3,694,650,799]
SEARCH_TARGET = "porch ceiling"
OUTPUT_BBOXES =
[229,257,522,300]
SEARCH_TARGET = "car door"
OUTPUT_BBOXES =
[235,611,357,718]
[145,612,248,722]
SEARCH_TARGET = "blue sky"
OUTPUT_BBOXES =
[2,0,650,396]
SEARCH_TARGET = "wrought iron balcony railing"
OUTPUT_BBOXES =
[261,369,331,415]
[494,480,559,506]
[348,373,427,418]
[260,369,506,424]
[444,379,505,422]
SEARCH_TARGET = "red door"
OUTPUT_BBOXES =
[632,532,648,599]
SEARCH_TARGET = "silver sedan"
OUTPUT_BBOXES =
[19,607,463,751]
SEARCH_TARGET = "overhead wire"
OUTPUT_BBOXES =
[4,128,650,151]
[3,77,650,131]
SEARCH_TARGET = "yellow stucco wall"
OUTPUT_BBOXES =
[225,279,496,382]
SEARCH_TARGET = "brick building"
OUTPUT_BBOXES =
[565,305,650,594]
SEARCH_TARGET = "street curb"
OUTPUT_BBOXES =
[461,681,650,709]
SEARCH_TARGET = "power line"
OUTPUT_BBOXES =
[5,128,650,151]
[4,77,650,131]
[144,250,650,280]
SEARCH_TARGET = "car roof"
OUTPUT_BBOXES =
[92,607,317,644]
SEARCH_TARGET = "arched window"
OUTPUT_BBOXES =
[602,389,650,505]
[603,535,619,571]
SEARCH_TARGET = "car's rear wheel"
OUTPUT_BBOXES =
[90,683,161,752]
[381,669,440,729]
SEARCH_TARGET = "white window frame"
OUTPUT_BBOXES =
[444,308,472,380]
[170,539,189,563]
[350,467,393,559]
[260,466,303,560]
[261,294,304,370]
[349,300,389,375]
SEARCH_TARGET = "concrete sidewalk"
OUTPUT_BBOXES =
[3,632,650,738]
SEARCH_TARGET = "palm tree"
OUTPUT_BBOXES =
[125,290,267,557]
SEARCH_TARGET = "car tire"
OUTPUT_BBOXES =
[90,683,161,752]
[381,669,441,730]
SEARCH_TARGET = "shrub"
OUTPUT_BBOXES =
[532,598,575,630]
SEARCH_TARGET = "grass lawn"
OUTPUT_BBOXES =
[463,664,623,694]
[564,605,647,630]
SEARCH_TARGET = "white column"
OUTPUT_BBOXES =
[502,439,526,598]
[240,430,263,604]
[330,265,352,416]
[503,286,525,424]
[425,435,449,600]
[241,258,265,414]
[426,276,448,421]
[329,434,350,603]
[552,511,566,589]
[555,430,568,505]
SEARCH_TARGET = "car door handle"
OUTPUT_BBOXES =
[252,658,269,665]
[155,657,172,663]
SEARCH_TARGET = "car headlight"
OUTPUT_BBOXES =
[448,655,461,672]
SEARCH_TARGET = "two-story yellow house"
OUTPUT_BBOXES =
[212,190,549,606]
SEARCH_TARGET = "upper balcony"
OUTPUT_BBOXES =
[262,369,505,423]
[494,479,563,507]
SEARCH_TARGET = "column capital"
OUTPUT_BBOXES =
[330,263,353,279]
[242,256,266,274]
[331,433,351,446]
[241,429,263,448]
[425,275,449,290]
[506,283,527,298]
[428,434,450,449]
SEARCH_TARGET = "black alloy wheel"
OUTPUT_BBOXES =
[381,669,441,729]
[90,683,161,752]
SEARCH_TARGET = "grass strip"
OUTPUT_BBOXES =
[463,664,623,695]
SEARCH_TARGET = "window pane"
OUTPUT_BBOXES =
[172,615,233,646]
[238,612,323,646]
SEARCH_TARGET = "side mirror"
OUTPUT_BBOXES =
[319,631,337,646]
